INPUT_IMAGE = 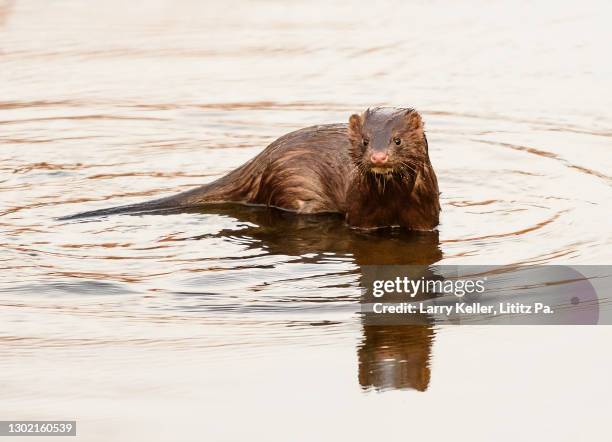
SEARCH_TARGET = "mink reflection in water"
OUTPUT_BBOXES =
[158,204,443,392]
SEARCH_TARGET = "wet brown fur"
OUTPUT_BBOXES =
[64,107,440,229]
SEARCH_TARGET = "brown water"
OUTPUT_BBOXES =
[1,0,611,440]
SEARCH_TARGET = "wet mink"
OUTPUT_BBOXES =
[63,107,441,230]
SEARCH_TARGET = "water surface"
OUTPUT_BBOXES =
[1,0,611,440]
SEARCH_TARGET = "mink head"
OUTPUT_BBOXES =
[347,107,429,178]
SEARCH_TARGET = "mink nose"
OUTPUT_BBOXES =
[370,152,389,165]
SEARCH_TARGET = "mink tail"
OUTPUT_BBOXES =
[56,192,199,220]
[58,158,263,220]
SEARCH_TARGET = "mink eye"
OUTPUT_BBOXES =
[393,137,401,146]
[363,138,369,146]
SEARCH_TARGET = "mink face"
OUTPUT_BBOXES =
[345,107,440,230]
[347,107,429,180]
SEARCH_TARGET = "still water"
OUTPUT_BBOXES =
[1,0,611,440]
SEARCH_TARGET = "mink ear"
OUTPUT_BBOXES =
[405,110,424,132]
[348,113,363,138]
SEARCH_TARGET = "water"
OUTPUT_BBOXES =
[1,0,611,440]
